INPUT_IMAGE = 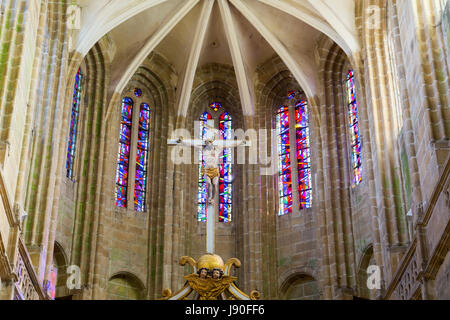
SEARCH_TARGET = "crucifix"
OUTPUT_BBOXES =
[168,122,249,254]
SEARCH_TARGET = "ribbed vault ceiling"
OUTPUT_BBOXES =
[75,0,358,116]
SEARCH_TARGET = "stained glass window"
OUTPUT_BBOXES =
[134,103,151,212]
[295,100,312,209]
[66,68,82,179]
[115,97,134,207]
[210,102,222,112]
[287,91,296,100]
[219,112,233,222]
[346,70,362,185]
[134,88,142,97]
[49,265,57,300]
[197,112,212,221]
[277,106,293,216]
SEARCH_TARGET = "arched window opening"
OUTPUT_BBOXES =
[197,106,234,223]
[134,103,151,212]
[295,100,312,209]
[115,89,152,211]
[66,68,83,179]
[115,97,134,208]
[346,70,362,185]
[276,91,312,216]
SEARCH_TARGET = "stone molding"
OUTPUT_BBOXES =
[385,157,450,299]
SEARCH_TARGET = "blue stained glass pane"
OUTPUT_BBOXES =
[281,170,292,181]
[66,152,72,178]
[134,190,144,208]
[219,188,232,204]
[279,153,291,174]
[120,124,131,145]
[135,149,148,171]
[220,122,233,140]
[280,130,290,142]
[137,132,149,151]
[219,203,232,223]
[134,88,142,97]
[295,100,309,128]
[135,173,147,191]
[116,166,129,188]
[139,105,150,129]
[122,98,133,119]
[278,134,290,155]
[198,184,208,203]
[200,182,208,196]
[220,164,233,182]
[118,144,130,166]
[221,150,232,166]
[297,148,311,169]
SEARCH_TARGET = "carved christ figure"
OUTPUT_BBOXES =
[175,125,247,204]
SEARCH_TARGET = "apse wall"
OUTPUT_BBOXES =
[92,52,178,299]
[246,56,316,299]
[1,0,448,302]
